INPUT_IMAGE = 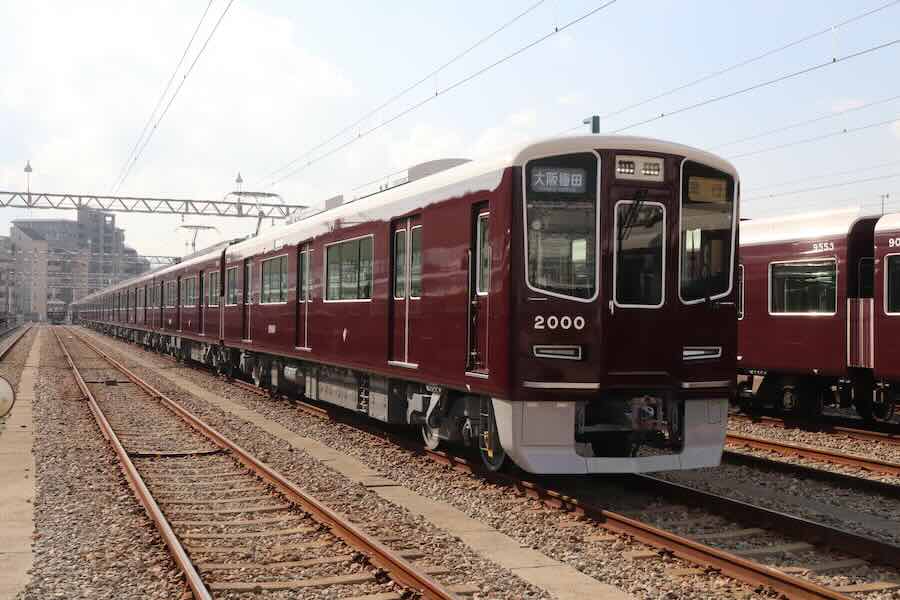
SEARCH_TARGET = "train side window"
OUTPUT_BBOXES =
[166,281,177,308]
[410,226,423,298]
[325,236,373,301]
[393,230,407,299]
[208,271,219,306]
[225,267,238,305]
[182,277,196,307]
[261,255,288,304]
[769,260,836,315]
[887,255,900,315]
[614,201,665,308]
[476,213,489,295]
[737,265,744,319]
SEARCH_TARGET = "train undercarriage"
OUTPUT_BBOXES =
[737,370,898,422]
[88,322,727,474]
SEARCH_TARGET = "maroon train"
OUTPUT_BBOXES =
[737,208,899,421]
[74,135,740,474]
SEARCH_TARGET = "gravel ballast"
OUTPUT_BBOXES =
[78,328,795,600]
[18,329,186,600]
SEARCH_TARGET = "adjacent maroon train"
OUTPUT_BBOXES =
[74,135,740,474]
[737,208,899,421]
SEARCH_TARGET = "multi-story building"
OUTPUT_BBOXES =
[9,208,151,321]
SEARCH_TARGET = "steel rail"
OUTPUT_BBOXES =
[723,450,900,500]
[66,327,456,600]
[0,325,32,361]
[726,431,900,477]
[730,413,900,446]
[243,396,855,600]
[75,328,879,599]
[52,329,213,600]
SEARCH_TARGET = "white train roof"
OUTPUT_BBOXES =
[875,212,900,234]
[76,134,738,302]
[740,207,868,246]
[226,135,739,260]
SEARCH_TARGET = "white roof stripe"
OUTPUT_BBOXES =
[740,207,865,246]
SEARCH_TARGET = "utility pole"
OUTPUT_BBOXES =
[882,193,891,215]
[582,115,600,134]
[24,161,32,201]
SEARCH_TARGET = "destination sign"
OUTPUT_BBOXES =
[688,176,728,204]
[531,167,587,194]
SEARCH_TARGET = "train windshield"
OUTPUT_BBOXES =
[525,153,597,300]
[679,161,735,303]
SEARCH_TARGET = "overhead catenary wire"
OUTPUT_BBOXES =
[712,92,900,150]
[601,0,900,122]
[266,0,619,187]
[728,115,900,160]
[262,0,548,184]
[743,172,900,201]
[745,158,900,192]
[113,0,235,194]
[609,37,900,134]
[109,0,215,194]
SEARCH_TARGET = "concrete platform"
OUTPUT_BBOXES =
[121,349,632,600]
[0,330,39,600]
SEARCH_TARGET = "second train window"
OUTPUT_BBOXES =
[770,260,836,314]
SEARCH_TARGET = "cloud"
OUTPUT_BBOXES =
[471,108,540,158]
[0,1,355,255]
[557,92,584,106]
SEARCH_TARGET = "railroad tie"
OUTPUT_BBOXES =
[196,554,355,571]
[181,525,317,540]
[208,573,375,592]
[731,542,813,557]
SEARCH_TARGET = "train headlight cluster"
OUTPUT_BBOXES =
[616,155,665,182]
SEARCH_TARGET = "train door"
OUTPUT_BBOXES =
[198,270,205,334]
[295,244,311,349]
[605,184,672,374]
[242,258,252,341]
[176,276,182,331]
[390,217,421,367]
[467,205,490,374]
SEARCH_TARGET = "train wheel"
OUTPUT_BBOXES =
[421,424,441,450]
[479,435,507,472]
[872,389,897,422]
[778,386,800,415]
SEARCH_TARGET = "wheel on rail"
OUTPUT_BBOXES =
[778,385,800,415]
[0,375,15,419]
[421,423,441,450]
[871,388,897,422]
[479,438,507,472]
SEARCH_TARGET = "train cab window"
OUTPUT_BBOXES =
[525,153,597,300]
[393,231,407,299]
[769,260,836,315]
[477,214,490,295]
[614,201,665,307]
[225,267,238,305]
[737,265,744,319]
[410,226,423,298]
[679,162,736,303]
[208,272,220,306]
[887,256,900,314]
[326,236,373,301]
[261,255,288,303]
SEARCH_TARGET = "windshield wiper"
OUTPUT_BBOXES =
[618,189,648,250]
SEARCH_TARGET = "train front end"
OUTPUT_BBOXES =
[499,136,738,474]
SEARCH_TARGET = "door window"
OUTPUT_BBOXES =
[225,268,238,304]
[410,226,423,298]
[737,265,744,319]
[393,230,407,299]
[614,201,664,307]
[298,248,310,301]
[476,214,490,295]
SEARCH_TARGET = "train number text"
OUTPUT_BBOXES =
[534,315,586,330]
[888,238,900,248]
[811,241,835,252]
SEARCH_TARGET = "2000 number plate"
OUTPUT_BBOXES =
[534,315,585,330]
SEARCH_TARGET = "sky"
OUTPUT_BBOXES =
[1,0,899,257]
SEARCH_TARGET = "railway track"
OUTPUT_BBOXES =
[726,431,900,478]
[0,324,32,360]
[76,327,900,599]
[222,364,900,599]
[55,327,459,600]
[730,414,900,448]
